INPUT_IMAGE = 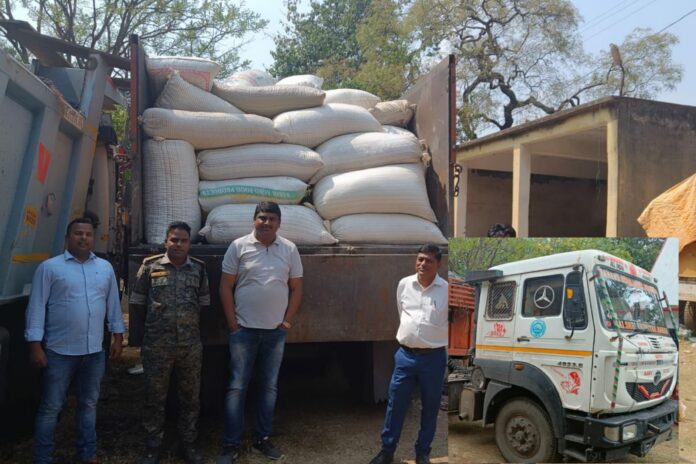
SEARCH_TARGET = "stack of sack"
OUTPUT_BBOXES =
[141,56,446,246]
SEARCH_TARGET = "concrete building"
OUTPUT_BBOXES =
[454,97,696,238]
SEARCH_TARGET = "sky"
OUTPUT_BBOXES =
[239,0,695,107]
[8,0,694,105]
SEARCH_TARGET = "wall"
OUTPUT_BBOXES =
[466,170,606,236]
[617,99,696,236]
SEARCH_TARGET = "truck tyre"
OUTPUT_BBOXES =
[494,398,556,463]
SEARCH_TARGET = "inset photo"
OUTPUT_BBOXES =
[447,238,679,464]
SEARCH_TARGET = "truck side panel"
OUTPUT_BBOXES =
[403,55,455,237]
[0,49,99,302]
[129,246,447,345]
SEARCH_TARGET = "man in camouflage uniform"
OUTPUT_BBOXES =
[129,221,210,464]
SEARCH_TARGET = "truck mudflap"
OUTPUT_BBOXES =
[565,399,677,461]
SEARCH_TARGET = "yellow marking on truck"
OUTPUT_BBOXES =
[12,253,50,264]
[24,207,38,228]
[477,344,592,357]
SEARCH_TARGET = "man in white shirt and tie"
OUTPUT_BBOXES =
[370,244,448,464]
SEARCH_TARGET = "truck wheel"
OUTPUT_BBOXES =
[494,398,556,463]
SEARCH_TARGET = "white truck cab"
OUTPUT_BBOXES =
[454,250,678,463]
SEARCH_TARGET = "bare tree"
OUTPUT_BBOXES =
[1,0,268,75]
[409,0,682,140]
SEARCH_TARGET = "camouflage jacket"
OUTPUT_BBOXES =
[130,254,210,347]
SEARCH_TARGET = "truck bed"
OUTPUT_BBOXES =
[127,36,455,346]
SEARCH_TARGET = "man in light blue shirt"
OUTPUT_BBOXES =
[25,217,125,463]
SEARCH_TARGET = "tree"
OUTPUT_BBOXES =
[0,0,268,76]
[270,0,414,98]
[270,0,372,88]
[409,0,682,140]
[353,0,418,99]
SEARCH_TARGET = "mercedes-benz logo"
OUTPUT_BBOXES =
[533,285,555,309]
[653,370,662,386]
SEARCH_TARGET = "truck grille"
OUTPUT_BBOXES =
[625,378,672,402]
[647,336,663,350]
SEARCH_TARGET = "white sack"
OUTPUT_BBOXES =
[383,125,415,136]
[212,83,325,118]
[198,177,308,212]
[331,214,446,244]
[200,204,337,245]
[143,139,200,244]
[197,144,323,181]
[141,108,284,150]
[324,89,380,109]
[222,69,276,87]
[155,72,242,114]
[313,163,436,221]
[274,103,383,148]
[146,56,220,95]
[311,132,422,183]
[276,74,324,89]
[369,100,415,127]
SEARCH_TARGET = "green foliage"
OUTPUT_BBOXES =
[1,0,268,75]
[271,0,371,88]
[353,0,417,99]
[271,0,414,98]
[109,106,127,147]
[449,237,665,276]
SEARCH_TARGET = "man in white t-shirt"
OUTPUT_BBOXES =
[370,244,448,464]
[216,202,303,464]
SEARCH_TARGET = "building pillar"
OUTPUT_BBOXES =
[606,120,619,237]
[512,145,531,237]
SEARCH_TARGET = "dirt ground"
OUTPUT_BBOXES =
[448,339,696,464]
[0,345,447,464]
[679,341,696,464]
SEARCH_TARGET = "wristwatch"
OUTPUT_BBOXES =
[281,320,292,329]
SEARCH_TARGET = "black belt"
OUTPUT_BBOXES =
[400,344,444,355]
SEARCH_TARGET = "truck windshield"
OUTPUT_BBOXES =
[594,267,667,333]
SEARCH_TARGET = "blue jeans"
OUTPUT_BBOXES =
[33,349,106,463]
[223,327,286,447]
[381,347,447,456]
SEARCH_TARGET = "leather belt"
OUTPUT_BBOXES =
[399,344,444,355]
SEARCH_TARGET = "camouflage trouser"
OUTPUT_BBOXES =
[141,343,202,447]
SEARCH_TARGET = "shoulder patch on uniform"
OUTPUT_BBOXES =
[143,254,165,263]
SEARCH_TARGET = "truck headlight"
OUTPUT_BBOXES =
[623,424,638,440]
[604,424,638,442]
[604,426,619,442]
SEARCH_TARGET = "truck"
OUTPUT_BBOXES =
[0,21,130,435]
[448,249,678,463]
[0,26,455,430]
[127,35,454,404]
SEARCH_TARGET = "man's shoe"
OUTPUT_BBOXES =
[252,437,284,460]
[139,447,160,464]
[216,446,240,464]
[416,453,430,464]
[181,444,204,464]
[369,449,394,464]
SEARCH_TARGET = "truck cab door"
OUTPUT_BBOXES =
[476,278,519,371]
[512,269,594,412]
